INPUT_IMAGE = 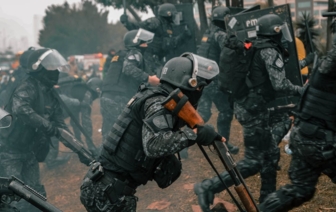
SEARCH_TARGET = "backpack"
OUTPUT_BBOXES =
[219,37,274,100]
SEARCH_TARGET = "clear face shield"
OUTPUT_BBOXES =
[32,49,70,72]
[180,52,219,88]
[172,12,182,25]
[133,28,155,44]
[276,22,293,42]
[0,108,12,129]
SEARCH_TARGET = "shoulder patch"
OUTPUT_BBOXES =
[274,57,284,68]
[111,55,119,62]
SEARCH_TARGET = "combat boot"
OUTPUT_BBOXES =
[226,142,239,155]
[194,173,232,211]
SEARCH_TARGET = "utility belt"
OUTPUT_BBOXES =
[295,119,336,160]
[85,162,136,202]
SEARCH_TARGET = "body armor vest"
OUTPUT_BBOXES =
[101,50,142,99]
[197,27,221,64]
[101,85,171,184]
[299,70,336,131]
[248,40,280,101]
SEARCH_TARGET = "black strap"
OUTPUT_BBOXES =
[171,95,188,116]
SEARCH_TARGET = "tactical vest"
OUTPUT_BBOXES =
[299,70,336,131]
[248,41,280,101]
[101,85,171,185]
[0,77,54,152]
[101,50,141,99]
[197,28,221,64]
[146,17,172,59]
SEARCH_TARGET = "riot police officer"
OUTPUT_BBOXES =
[194,14,305,210]
[120,3,191,76]
[258,40,336,212]
[100,28,159,141]
[0,48,89,212]
[80,53,223,211]
[197,6,239,155]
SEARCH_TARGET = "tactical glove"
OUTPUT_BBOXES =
[304,52,315,66]
[46,122,60,138]
[120,14,128,25]
[195,124,222,146]
[78,153,92,166]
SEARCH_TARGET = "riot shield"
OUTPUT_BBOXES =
[225,4,302,107]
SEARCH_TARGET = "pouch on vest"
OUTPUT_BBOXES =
[153,154,182,189]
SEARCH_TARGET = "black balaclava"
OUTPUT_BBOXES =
[32,69,60,88]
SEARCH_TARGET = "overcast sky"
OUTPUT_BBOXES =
[0,0,153,52]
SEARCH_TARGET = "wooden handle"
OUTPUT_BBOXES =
[234,185,257,212]
[163,91,204,128]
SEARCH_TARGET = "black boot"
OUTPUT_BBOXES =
[226,142,239,155]
[194,172,232,211]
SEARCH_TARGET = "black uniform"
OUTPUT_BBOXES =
[0,76,68,211]
[194,14,304,210]
[80,53,220,212]
[100,49,150,141]
[259,44,336,212]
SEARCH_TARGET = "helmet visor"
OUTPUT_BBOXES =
[280,23,293,42]
[134,28,154,44]
[185,53,219,80]
[172,12,182,25]
[40,50,70,72]
[0,108,12,128]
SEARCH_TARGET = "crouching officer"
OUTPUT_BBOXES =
[80,53,224,211]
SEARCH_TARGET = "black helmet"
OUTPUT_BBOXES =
[158,3,177,17]
[160,53,219,91]
[19,47,35,69]
[211,6,230,21]
[26,48,69,73]
[123,28,154,49]
[256,14,283,36]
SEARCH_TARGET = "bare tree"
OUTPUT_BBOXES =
[326,0,335,50]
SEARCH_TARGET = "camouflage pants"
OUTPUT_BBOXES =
[197,82,233,139]
[231,101,282,202]
[259,125,336,211]
[100,96,129,141]
[80,178,137,212]
[0,151,45,212]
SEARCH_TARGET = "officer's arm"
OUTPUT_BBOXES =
[214,30,228,50]
[142,95,196,158]
[12,83,59,133]
[122,52,150,83]
[80,91,93,138]
[50,98,69,131]
[261,48,302,95]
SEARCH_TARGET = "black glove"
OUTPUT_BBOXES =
[46,122,60,137]
[120,14,128,25]
[304,52,315,65]
[195,124,222,146]
[78,154,92,166]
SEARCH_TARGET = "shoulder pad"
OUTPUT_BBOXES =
[261,48,284,69]
[127,53,141,62]
[143,110,174,133]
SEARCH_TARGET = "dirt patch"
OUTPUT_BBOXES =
[40,100,336,212]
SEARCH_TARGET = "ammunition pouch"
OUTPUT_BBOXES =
[153,155,182,189]
[85,162,136,203]
[240,91,267,115]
